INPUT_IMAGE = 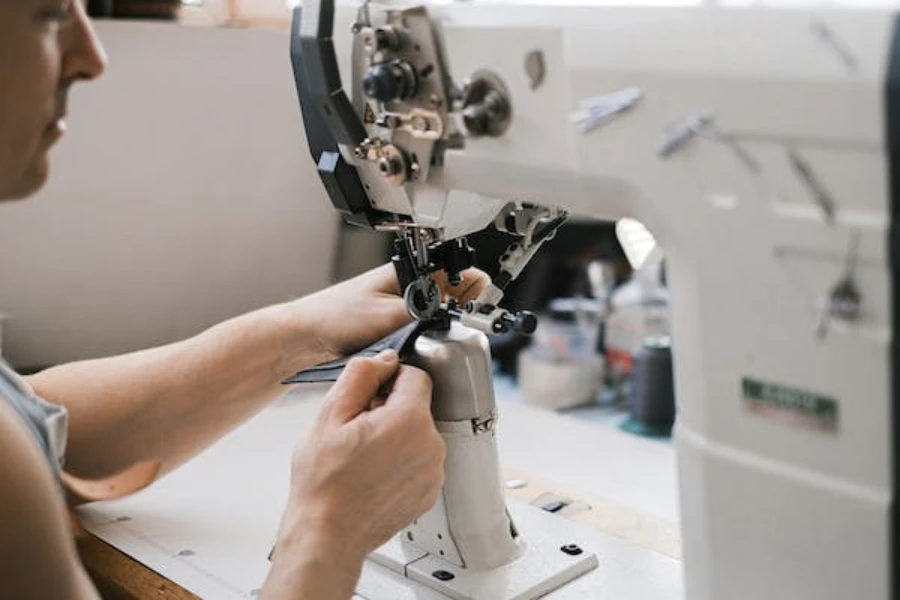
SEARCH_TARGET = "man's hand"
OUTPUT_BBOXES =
[296,264,489,363]
[262,350,444,599]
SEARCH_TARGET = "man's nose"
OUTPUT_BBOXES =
[61,2,108,82]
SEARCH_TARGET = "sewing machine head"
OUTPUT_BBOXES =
[290,0,566,335]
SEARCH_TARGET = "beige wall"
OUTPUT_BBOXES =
[0,21,339,368]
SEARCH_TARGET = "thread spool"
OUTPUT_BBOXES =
[620,335,675,438]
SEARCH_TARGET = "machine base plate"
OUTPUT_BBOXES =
[361,499,599,600]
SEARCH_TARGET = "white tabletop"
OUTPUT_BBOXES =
[78,386,683,599]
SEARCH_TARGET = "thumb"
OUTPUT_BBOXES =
[322,350,399,426]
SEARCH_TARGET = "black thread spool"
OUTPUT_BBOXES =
[621,336,675,438]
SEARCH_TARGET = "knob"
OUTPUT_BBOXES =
[497,310,538,335]
[362,60,417,102]
[514,311,538,335]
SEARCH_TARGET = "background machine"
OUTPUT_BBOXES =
[290,1,898,598]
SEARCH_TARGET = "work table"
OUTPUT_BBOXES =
[76,385,682,599]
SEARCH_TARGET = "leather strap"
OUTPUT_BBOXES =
[282,321,430,384]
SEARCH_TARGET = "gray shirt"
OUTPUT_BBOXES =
[0,359,68,473]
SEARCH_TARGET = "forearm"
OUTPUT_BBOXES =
[26,299,328,482]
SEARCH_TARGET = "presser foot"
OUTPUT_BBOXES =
[360,499,599,600]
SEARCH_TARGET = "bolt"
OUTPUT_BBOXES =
[560,544,583,556]
[411,115,429,131]
[429,94,442,108]
[432,570,455,581]
[378,157,398,176]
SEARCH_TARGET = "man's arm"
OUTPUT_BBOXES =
[24,265,486,493]
[0,400,101,599]
[26,300,325,487]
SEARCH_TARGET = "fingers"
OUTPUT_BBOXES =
[379,365,433,417]
[362,263,490,308]
[365,262,490,300]
[433,268,490,305]
[322,351,399,426]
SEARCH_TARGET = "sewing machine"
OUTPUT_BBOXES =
[289,1,898,598]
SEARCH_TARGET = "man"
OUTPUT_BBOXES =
[0,1,487,598]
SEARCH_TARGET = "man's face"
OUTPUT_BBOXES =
[0,0,106,201]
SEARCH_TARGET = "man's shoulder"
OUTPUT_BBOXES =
[0,393,98,599]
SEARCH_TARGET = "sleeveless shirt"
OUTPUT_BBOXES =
[0,358,68,473]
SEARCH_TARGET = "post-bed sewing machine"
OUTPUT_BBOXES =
[288,1,899,598]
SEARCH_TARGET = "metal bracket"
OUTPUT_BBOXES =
[472,411,497,435]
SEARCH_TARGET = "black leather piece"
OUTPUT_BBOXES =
[282,322,425,384]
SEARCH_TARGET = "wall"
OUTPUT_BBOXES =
[0,21,339,368]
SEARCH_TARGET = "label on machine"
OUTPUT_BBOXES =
[741,377,839,434]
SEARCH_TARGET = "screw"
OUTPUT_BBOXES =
[411,115,429,131]
[429,94,442,108]
[178,549,195,557]
[560,544,583,556]
[432,570,455,581]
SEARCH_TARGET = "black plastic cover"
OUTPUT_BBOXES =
[290,5,384,228]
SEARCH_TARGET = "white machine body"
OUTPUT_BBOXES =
[298,1,900,598]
